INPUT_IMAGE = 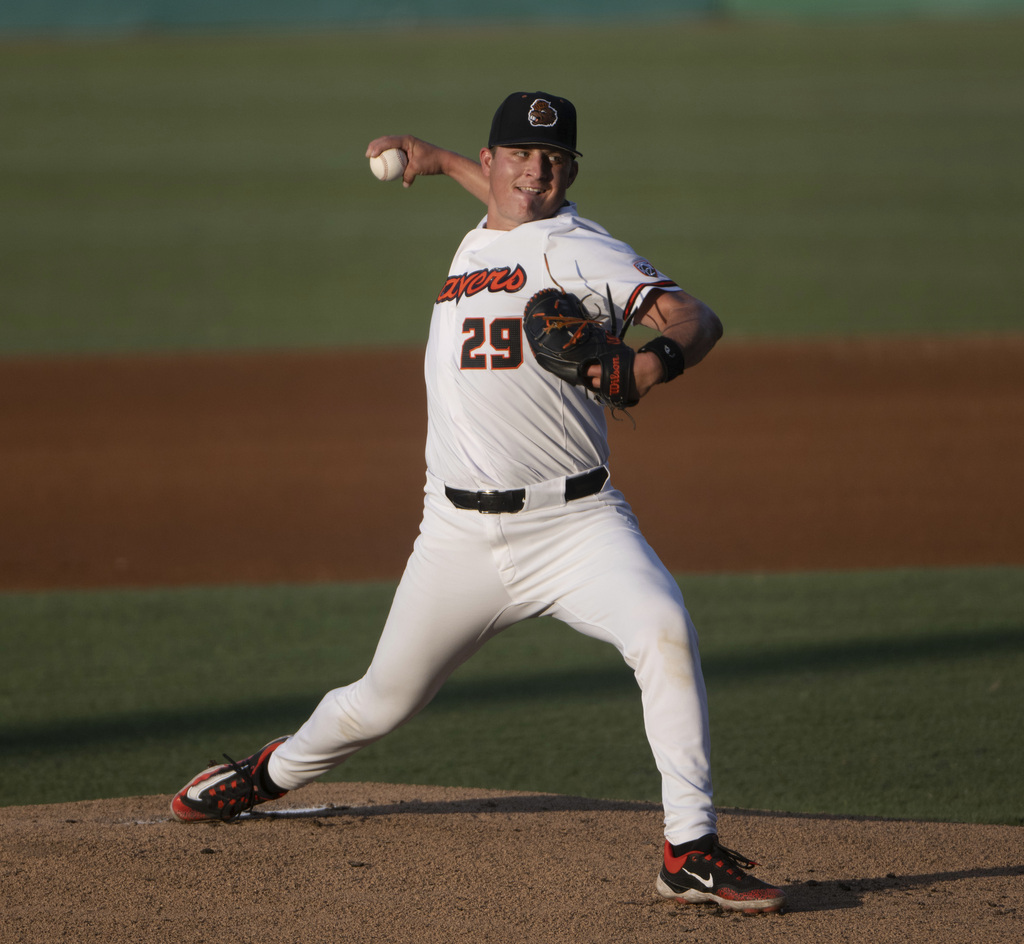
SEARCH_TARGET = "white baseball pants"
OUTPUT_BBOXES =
[269,469,717,844]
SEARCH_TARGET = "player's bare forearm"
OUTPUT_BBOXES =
[584,289,722,399]
[635,290,722,390]
[440,151,488,203]
[365,135,488,202]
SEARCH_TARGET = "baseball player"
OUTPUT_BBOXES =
[171,92,785,915]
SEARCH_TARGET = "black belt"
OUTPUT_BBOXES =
[444,466,609,515]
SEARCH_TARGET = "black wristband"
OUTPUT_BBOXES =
[638,336,685,383]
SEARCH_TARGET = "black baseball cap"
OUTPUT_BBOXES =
[488,91,581,158]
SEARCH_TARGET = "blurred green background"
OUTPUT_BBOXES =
[2,18,1023,355]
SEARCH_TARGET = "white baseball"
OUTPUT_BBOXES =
[369,147,408,182]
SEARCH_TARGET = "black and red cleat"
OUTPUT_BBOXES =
[170,737,289,822]
[656,835,786,914]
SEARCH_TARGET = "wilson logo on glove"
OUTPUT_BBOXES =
[607,355,623,397]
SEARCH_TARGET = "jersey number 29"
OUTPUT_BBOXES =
[460,317,523,370]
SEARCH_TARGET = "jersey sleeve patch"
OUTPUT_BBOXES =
[633,258,658,278]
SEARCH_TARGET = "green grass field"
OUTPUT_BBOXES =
[2,18,1023,355]
[3,568,1022,824]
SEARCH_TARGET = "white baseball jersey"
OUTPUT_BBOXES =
[424,202,681,490]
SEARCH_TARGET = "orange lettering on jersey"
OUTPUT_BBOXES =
[488,265,527,294]
[463,269,491,295]
[437,265,527,304]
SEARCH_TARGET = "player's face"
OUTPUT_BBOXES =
[480,145,578,231]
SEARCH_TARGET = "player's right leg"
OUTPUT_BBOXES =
[267,541,513,790]
[267,483,525,790]
[170,478,517,819]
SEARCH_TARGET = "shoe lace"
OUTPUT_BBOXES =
[704,842,758,874]
[220,753,258,814]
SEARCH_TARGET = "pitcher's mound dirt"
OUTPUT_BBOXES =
[2,783,1021,944]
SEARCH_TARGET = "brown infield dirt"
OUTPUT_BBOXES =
[2,336,1023,943]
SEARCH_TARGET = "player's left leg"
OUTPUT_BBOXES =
[503,486,785,912]
[501,485,716,842]
[553,549,717,843]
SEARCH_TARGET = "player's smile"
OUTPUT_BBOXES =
[481,145,577,230]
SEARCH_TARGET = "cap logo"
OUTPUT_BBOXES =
[528,98,558,128]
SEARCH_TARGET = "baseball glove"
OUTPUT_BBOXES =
[522,288,639,409]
